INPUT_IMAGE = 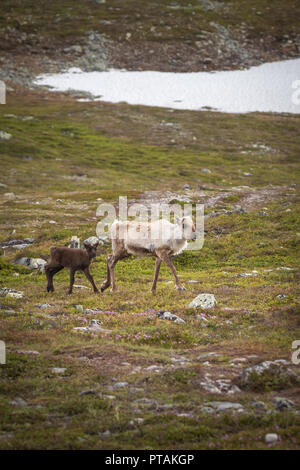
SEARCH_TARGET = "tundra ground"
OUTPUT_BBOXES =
[0,89,299,449]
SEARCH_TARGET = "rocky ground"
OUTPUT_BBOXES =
[0,0,299,451]
[0,93,299,449]
[1,0,300,88]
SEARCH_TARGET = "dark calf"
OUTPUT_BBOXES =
[45,242,99,295]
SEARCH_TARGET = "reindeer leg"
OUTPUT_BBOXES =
[83,267,99,294]
[101,255,112,292]
[109,255,119,292]
[158,251,186,290]
[45,265,63,292]
[151,257,162,293]
[68,268,76,295]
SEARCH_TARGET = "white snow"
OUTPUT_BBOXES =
[34,58,300,113]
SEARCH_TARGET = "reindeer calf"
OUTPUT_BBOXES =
[45,242,99,295]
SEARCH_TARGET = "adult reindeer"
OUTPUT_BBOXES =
[101,216,196,293]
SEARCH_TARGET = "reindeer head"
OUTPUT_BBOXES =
[83,241,99,259]
[176,216,197,241]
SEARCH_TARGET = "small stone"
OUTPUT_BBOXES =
[51,367,66,374]
[83,236,99,246]
[188,293,216,309]
[273,397,295,411]
[199,406,215,414]
[200,382,221,394]
[14,257,46,271]
[79,389,97,396]
[10,397,28,407]
[156,311,185,324]
[18,350,40,355]
[265,433,278,444]
[0,130,12,140]
[6,292,23,299]
[35,303,51,309]
[198,352,218,360]
[207,401,244,412]
[251,401,266,411]
[231,358,247,364]
[99,430,111,439]
[127,418,144,428]
[103,395,116,400]
[113,382,128,389]
[277,294,286,300]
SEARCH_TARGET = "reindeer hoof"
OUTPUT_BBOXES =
[94,289,100,294]
[174,285,186,291]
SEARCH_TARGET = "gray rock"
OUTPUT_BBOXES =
[273,397,295,411]
[0,287,24,299]
[0,130,12,140]
[277,294,286,300]
[14,257,47,271]
[200,382,222,394]
[127,418,144,428]
[9,397,28,407]
[133,398,158,409]
[4,192,16,200]
[188,293,216,309]
[75,304,84,312]
[239,360,299,388]
[73,319,109,334]
[51,367,66,374]
[35,303,52,309]
[73,284,90,289]
[18,350,40,355]
[99,430,111,439]
[265,433,278,444]
[64,45,83,54]
[199,406,215,414]
[207,401,244,412]
[1,238,34,248]
[83,236,100,246]
[79,389,98,396]
[156,311,185,324]
[198,352,219,360]
[113,382,128,389]
[251,401,266,411]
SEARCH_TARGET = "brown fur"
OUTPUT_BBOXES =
[45,242,99,295]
